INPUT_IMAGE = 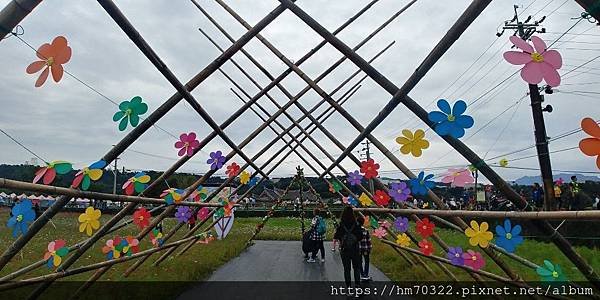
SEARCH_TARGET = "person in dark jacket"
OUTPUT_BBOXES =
[333,206,362,288]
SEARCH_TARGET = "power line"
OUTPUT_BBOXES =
[0,128,48,164]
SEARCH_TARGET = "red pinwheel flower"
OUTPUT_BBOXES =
[360,159,379,179]
[374,190,390,206]
[132,207,151,229]
[26,36,72,87]
[226,162,241,178]
[174,132,200,157]
[419,239,434,256]
[416,218,435,238]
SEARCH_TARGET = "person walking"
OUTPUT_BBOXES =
[532,183,544,210]
[333,206,362,288]
[308,208,326,263]
[356,215,372,281]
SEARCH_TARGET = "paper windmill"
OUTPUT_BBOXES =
[395,129,430,157]
[418,239,434,256]
[329,180,342,193]
[347,195,358,207]
[150,228,164,247]
[358,193,373,207]
[447,247,464,266]
[441,168,474,187]
[7,199,35,237]
[123,236,140,256]
[463,250,485,270]
[198,207,210,221]
[239,171,251,184]
[174,132,200,157]
[579,118,600,169]
[132,207,151,229]
[44,239,69,269]
[191,186,208,202]
[394,217,409,233]
[374,190,390,206]
[248,177,259,187]
[428,99,474,139]
[78,206,101,236]
[408,171,435,196]
[225,162,241,178]
[416,217,435,239]
[389,182,411,203]
[102,236,126,260]
[112,96,148,131]
[161,188,184,205]
[396,233,411,247]
[369,216,379,229]
[373,227,387,239]
[503,36,562,87]
[122,172,151,196]
[536,260,566,282]
[499,158,509,167]
[33,160,72,185]
[26,36,72,87]
[207,151,226,170]
[465,220,493,248]
[495,219,523,253]
[346,170,363,186]
[175,206,193,223]
[360,159,379,179]
[72,160,106,191]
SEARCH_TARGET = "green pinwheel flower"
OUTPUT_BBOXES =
[113,96,148,131]
[536,260,567,282]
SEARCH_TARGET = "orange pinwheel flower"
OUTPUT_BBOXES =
[580,118,600,169]
[26,36,72,87]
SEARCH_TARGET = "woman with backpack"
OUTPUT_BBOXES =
[308,208,326,263]
[333,206,363,288]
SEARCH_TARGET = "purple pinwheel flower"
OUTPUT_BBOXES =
[175,206,193,223]
[207,151,226,170]
[447,247,464,266]
[347,170,363,186]
[389,182,411,203]
[394,217,409,233]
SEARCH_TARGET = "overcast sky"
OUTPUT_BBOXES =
[0,0,599,183]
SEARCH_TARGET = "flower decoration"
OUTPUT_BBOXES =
[123,236,140,256]
[132,207,151,230]
[409,171,435,196]
[248,177,259,187]
[122,172,151,196]
[465,220,493,248]
[44,239,69,269]
[441,168,474,187]
[78,206,101,236]
[419,239,434,256]
[239,171,251,184]
[395,129,430,157]
[416,218,435,239]
[579,117,600,169]
[536,260,566,282]
[360,159,379,179]
[463,250,485,270]
[389,182,411,203]
[396,233,411,247]
[329,180,343,193]
[198,207,210,221]
[33,160,72,185]
[161,188,184,205]
[347,195,358,207]
[207,151,226,170]
[373,227,387,239]
[149,228,164,247]
[447,247,464,266]
[225,162,241,178]
[555,178,564,186]
[428,99,474,139]
[347,170,363,186]
[175,206,193,223]
[174,132,200,157]
[191,186,208,202]
[499,158,509,167]
[394,217,409,233]
[72,160,106,191]
[369,216,379,229]
[374,190,391,206]
[495,219,523,253]
[26,36,72,87]
[7,199,35,237]
[113,96,149,131]
[358,193,373,207]
[503,35,562,87]
[102,236,126,260]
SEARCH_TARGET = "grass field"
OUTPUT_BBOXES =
[1,209,600,298]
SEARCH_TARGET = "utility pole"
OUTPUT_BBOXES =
[360,140,374,194]
[499,5,555,211]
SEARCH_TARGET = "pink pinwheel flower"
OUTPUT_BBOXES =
[373,227,387,239]
[503,36,562,87]
[441,168,474,187]
[174,132,200,157]
[463,250,486,271]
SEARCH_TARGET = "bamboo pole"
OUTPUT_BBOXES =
[0,0,42,39]
[354,207,600,220]
[279,0,600,287]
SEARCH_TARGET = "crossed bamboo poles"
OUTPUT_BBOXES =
[0,0,598,297]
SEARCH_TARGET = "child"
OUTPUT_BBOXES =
[356,215,372,281]
[308,208,326,263]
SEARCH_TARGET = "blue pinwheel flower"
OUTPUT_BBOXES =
[495,219,524,253]
[7,199,36,237]
[428,99,474,138]
[347,195,359,207]
[408,171,435,196]
[248,177,259,187]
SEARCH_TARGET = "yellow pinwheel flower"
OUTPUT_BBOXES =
[239,171,250,185]
[395,129,430,157]
[396,233,411,247]
[464,220,493,248]
[499,158,509,167]
[78,207,101,236]
[358,193,373,206]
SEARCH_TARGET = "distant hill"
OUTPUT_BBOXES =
[514,173,600,185]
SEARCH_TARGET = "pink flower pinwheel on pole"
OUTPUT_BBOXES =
[174,132,200,157]
[503,35,563,87]
[441,168,474,187]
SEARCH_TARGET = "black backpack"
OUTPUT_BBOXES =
[341,224,358,252]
